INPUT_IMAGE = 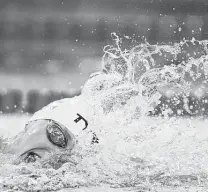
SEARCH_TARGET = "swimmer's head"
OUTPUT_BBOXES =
[10,97,91,163]
[11,119,75,163]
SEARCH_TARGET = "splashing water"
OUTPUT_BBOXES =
[102,33,208,116]
[1,34,208,191]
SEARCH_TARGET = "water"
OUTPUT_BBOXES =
[1,34,208,191]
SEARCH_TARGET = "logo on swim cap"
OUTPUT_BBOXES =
[74,113,88,130]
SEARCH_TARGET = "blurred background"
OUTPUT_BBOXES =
[0,0,208,114]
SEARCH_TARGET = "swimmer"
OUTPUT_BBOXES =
[7,68,196,162]
[9,72,138,163]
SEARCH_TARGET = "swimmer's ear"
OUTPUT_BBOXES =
[74,113,88,130]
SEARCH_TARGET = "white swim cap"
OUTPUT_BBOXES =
[29,96,92,136]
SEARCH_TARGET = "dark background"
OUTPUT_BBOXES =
[0,0,208,114]
[1,0,208,72]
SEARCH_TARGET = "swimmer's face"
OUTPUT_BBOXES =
[12,120,75,163]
